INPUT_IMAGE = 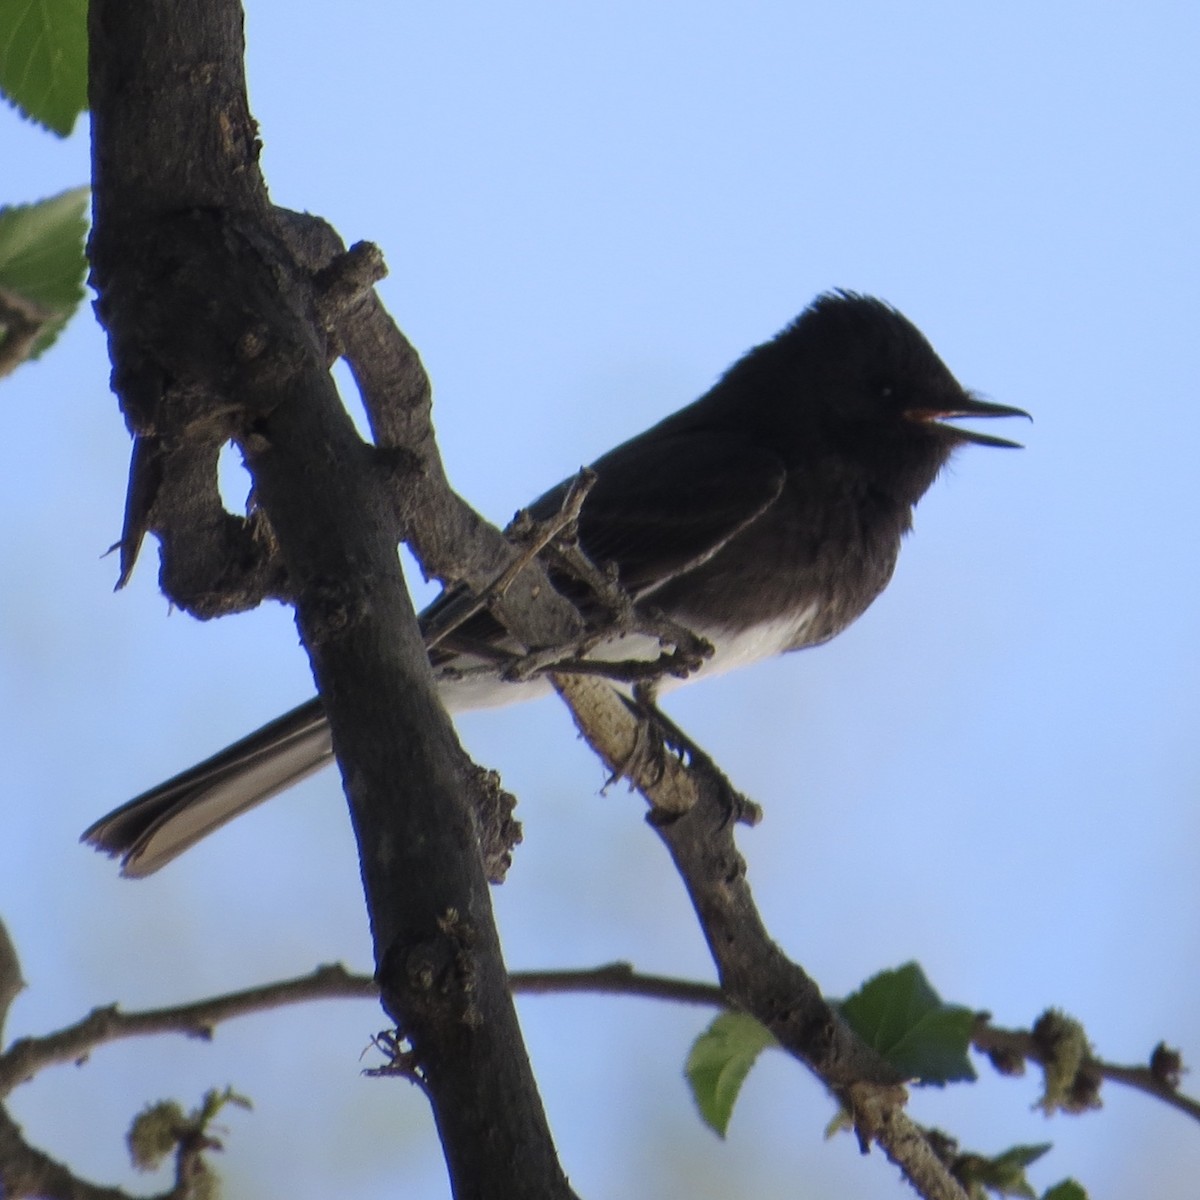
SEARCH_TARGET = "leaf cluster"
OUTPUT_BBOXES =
[0,0,88,376]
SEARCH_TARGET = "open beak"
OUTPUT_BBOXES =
[911,394,1032,449]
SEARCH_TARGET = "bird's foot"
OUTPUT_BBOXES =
[613,688,762,828]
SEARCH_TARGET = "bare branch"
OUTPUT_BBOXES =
[0,1103,158,1200]
[513,964,725,1007]
[0,965,374,1096]
[9,941,1195,1200]
[272,207,585,653]
[975,1020,1200,1124]
[551,678,972,1199]
[0,921,24,1047]
[419,468,599,654]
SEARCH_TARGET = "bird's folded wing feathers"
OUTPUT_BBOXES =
[420,433,787,662]
[422,436,787,667]
[530,432,788,595]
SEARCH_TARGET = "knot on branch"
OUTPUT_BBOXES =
[1031,1009,1102,1114]
[311,241,388,342]
[116,435,291,613]
[295,573,371,643]
[467,766,521,884]
[101,208,341,608]
[379,910,484,1035]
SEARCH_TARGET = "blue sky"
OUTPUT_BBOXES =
[2,2,1199,1197]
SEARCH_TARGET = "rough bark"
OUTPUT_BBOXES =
[87,3,576,1196]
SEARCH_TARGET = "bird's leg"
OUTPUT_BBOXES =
[623,684,712,770]
[616,686,761,827]
[603,684,670,789]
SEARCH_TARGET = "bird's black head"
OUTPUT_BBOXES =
[713,291,1029,502]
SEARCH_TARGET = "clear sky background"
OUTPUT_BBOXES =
[2,2,1199,1197]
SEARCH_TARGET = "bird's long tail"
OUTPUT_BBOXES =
[81,699,332,878]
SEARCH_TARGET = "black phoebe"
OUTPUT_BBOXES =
[83,291,1028,875]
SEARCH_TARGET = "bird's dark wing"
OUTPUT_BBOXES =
[420,432,786,659]
[542,431,787,595]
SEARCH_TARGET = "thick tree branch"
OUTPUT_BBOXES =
[552,678,892,1083]
[551,677,967,1199]
[0,1104,156,1200]
[86,4,576,1197]
[272,208,584,652]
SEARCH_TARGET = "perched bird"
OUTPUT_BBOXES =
[83,291,1028,876]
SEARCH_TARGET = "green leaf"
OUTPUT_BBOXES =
[685,1011,776,1137]
[0,186,89,371]
[955,1143,1052,1199]
[837,962,976,1084]
[1042,1182,1088,1200]
[0,0,88,135]
[196,1085,253,1123]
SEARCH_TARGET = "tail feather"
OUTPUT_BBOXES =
[82,699,332,877]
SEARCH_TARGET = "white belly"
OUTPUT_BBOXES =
[437,601,819,713]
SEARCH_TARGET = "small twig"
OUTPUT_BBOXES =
[497,538,714,686]
[5,952,1196,1200]
[0,921,25,1047]
[0,961,730,1100]
[0,1103,159,1200]
[511,963,725,1008]
[311,241,388,335]
[0,964,375,1096]
[503,646,704,686]
[544,542,637,624]
[1100,1057,1200,1122]
[504,470,597,578]
[420,467,715,702]
[974,1021,1200,1124]
[422,469,597,653]
[545,539,714,669]
[274,207,585,654]
[0,960,730,1103]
